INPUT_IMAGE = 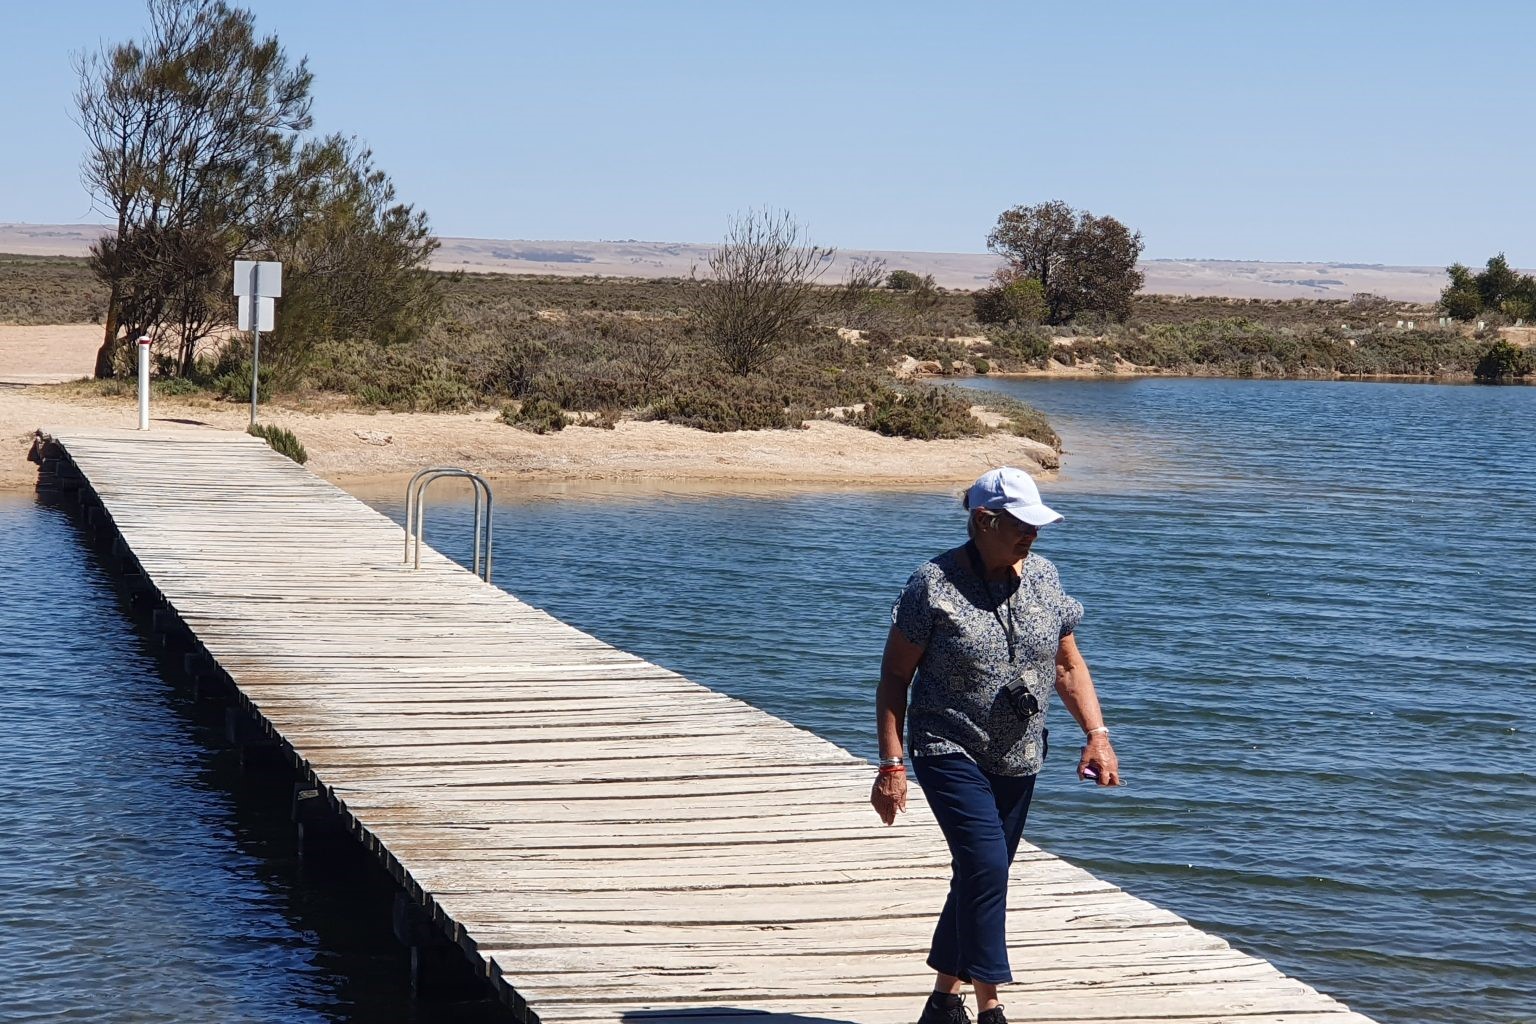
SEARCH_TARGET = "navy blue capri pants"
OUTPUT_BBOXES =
[912,752,1038,984]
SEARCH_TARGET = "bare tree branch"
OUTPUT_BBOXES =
[693,209,833,375]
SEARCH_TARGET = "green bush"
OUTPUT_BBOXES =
[151,375,203,397]
[646,390,807,432]
[986,325,1054,366]
[501,397,567,433]
[974,278,1047,326]
[247,423,308,464]
[307,343,476,411]
[1474,340,1532,382]
[855,385,984,440]
[903,336,969,368]
[886,270,925,290]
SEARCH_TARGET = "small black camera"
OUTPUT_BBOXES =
[1004,680,1040,721]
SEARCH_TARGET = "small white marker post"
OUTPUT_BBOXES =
[234,260,282,427]
[136,335,152,431]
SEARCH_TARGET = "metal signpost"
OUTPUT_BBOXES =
[234,260,282,427]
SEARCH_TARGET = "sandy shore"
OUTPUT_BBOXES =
[0,325,1058,493]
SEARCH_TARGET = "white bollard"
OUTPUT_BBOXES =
[136,335,152,431]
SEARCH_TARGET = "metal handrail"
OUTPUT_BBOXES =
[403,466,462,563]
[403,468,493,582]
[410,469,492,580]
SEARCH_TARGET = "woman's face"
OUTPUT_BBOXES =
[977,510,1038,562]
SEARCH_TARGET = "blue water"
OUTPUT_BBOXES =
[388,378,1536,1024]
[5,377,1533,1023]
[0,496,507,1022]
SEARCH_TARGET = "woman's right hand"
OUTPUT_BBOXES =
[870,771,908,825]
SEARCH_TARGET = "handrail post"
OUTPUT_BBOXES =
[482,485,494,584]
[404,468,495,582]
[404,466,459,564]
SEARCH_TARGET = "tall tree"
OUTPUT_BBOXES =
[1441,263,1483,321]
[1441,254,1536,322]
[75,0,312,376]
[259,134,441,384]
[985,200,1144,324]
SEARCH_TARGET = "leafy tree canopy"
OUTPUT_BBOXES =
[77,0,437,380]
[985,200,1144,325]
[1441,254,1536,323]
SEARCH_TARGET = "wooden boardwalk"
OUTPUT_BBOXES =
[39,427,1379,1024]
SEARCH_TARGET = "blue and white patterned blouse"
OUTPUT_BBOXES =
[892,545,1084,777]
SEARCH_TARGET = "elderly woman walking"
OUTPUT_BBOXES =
[872,467,1120,1024]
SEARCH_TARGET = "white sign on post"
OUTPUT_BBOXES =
[233,260,282,297]
[237,295,275,331]
[233,259,283,427]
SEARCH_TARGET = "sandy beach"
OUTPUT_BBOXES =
[0,324,1058,493]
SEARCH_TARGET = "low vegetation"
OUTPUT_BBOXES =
[0,255,104,324]
[247,423,308,464]
[10,248,1529,457]
[8,252,1038,442]
[1474,340,1532,382]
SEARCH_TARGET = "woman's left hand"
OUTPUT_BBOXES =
[1079,735,1122,786]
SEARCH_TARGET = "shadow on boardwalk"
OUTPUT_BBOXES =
[624,1013,858,1024]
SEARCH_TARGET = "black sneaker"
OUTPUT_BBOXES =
[978,1005,1007,1024]
[916,991,971,1024]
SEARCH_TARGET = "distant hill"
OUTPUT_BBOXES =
[0,222,1461,302]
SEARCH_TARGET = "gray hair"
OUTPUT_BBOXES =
[966,507,1003,540]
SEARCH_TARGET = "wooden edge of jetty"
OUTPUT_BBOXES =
[29,426,1383,1024]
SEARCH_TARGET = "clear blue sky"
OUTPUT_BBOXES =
[3,1,1533,265]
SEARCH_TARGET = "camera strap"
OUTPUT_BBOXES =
[965,541,1019,665]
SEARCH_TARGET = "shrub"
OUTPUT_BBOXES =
[573,407,619,429]
[957,389,1062,449]
[854,385,984,440]
[646,389,807,432]
[986,325,1053,366]
[152,375,203,397]
[973,277,1047,326]
[1474,340,1533,382]
[214,361,266,403]
[501,397,567,433]
[886,269,925,290]
[248,423,308,464]
[903,336,969,368]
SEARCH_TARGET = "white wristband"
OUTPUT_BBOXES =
[1085,725,1109,738]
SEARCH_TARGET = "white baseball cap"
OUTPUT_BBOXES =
[964,467,1063,527]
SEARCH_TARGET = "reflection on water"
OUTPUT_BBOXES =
[388,377,1535,1024]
